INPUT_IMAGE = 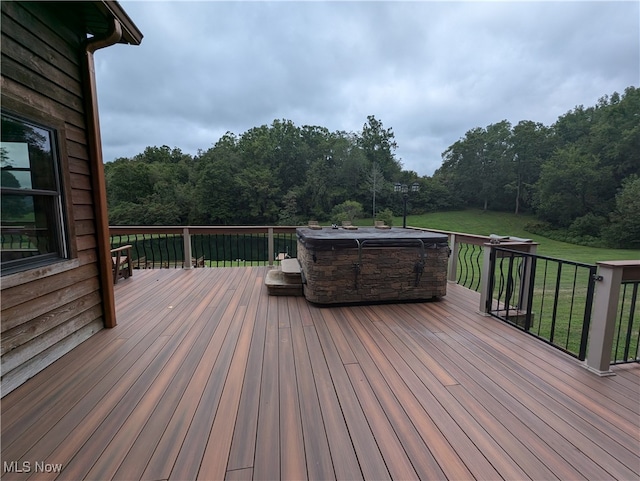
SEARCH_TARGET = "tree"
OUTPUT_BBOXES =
[270,119,307,193]
[438,126,491,209]
[366,161,384,218]
[302,157,334,219]
[605,175,640,248]
[134,145,188,164]
[105,159,154,207]
[589,87,640,185]
[278,190,300,226]
[508,121,554,214]
[534,146,603,227]
[1,150,29,220]
[191,134,241,225]
[97,87,639,239]
[358,115,402,181]
[417,176,457,212]
[481,120,512,211]
[439,122,517,212]
[235,166,281,223]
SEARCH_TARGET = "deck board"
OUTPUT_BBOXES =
[252,294,282,481]
[1,266,638,480]
[289,298,335,481]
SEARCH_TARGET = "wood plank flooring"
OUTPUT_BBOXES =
[1,266,638,480]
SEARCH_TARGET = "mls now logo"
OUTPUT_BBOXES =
[3,461,63,474]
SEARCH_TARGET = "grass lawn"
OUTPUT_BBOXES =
[399,209,640,264]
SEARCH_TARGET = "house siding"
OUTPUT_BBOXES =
[1,2,106,396]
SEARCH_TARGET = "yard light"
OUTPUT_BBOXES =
[395,181,419,228]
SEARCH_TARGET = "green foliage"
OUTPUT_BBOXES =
[106,159,154,206]
[604,175,640,248]
[406,209,640,263]
[277,190,300,226]
[106,117,411,226]
[1,163,29,219]
[376,208,394,227]
[104,87,639,250]
[331,200,364,224]
[534,146,603,226]
[433,86,639,248]
[524,221,607,248]
[568,213,608,238]
[359,115,402,180]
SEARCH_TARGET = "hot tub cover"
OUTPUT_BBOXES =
[296,227,448,250]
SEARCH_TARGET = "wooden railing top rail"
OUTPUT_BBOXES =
[108,225,533,251]
[407,226,492,246]
[109,226,299,235]
[109,225,493,245]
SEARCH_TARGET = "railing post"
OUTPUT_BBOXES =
[478,243,494,314]
[585,262,625,375]
[268,227,274,267]
[448,233,459,283]
[183,227,192,269]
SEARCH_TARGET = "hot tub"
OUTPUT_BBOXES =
[296,227,449,305]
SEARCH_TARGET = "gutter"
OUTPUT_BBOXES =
[82,17,123,328]
[94,1,143,45]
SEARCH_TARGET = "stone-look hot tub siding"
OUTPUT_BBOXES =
[297,227,449,305]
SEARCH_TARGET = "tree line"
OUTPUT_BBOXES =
[105,86,640,248]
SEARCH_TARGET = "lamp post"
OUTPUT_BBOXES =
[394,182,420,228]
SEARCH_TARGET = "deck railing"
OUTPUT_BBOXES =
[484,246,597,361]
[109,225,639,372]
[109,225,492,287]
[415,229,492,291]
[109,226,298,268]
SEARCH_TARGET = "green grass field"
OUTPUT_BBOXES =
[399,209,640,264]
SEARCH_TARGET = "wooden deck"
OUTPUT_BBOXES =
[2,266,639,481]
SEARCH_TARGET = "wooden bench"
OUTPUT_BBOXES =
[111,245,133,284]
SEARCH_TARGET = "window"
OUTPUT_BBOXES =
[1,112,68,274]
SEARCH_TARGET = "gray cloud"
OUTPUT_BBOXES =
[96,1,639,176]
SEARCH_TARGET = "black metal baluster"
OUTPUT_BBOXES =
[549,261,562,345]
[537,260,549,336]
[459,244,469,287]
[524,255,536,332]
[564,266,579,351]
[473,245,483,292]
[579,266,596,360]
[622,283,638,362]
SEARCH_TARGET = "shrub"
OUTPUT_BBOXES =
[331,200,364,224]
[568,213,607,238]
[376,208,394,227]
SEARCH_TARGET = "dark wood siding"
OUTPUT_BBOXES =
[1,2,106,395]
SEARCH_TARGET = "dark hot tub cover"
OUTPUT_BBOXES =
[296,227,448,250]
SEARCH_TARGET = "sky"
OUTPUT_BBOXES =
[95,0,640,176]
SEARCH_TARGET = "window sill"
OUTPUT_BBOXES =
[1,258,80,290]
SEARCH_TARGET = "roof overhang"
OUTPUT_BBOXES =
[73,1,143,46]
